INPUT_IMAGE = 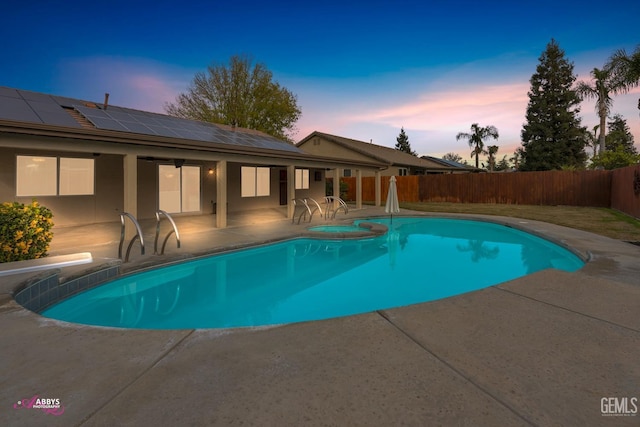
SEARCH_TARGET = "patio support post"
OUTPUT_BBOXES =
[216,160,227,228]
[333,168,342,210]
[123,154,137,239]
[375,170,381,207]
[287,165,295,220]
[355,169,362,209]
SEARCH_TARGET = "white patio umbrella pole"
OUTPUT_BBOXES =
[384,176,400,225]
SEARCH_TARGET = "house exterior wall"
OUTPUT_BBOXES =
[225,164,325,212]
[0,147,124,226]
[1,142,328,227]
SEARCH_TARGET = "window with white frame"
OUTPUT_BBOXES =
[343,169,352,177]
[158,165,201,213]
[16,155,94,196]
[398,168,408,176]
[241,166,270,197]
[295,169,309,189]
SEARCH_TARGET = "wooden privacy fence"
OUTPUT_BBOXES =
[611,164,640,218]
[342,170,614,207]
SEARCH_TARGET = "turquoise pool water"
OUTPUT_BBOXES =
[42,217,584,329]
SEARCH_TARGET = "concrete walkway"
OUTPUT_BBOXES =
[1,207,639,426]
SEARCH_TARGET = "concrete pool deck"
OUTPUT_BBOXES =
[1,206,639,426]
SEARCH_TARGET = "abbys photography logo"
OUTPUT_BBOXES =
[13,395,65,416]
[601,397,638,417]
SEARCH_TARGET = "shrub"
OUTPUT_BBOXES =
[325,178,349,200]
[0,200,54,263]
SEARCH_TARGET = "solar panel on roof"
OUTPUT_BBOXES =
[75,105,109,118]
[0,96,42,122]
[0,87,21,98]
[145,125,180,138]
[69,101,303,153]
[120,121,154,134]
[104,110,135,121]
[28,99,64,113]
[86,117,129,132]
[35,111,82,128]
[19,91,56,102]
[51,96,81,108]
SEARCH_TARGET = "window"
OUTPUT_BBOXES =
[60,158,94,195]
[398,168,408,176]
[242,166,270,197]
[16,156,94,196]
[159,165,200,213]
[343,169,352,177]
[295,169,309,189]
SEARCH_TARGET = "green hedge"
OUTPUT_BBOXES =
[0,201,54,263]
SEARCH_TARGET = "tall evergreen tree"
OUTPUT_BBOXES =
[395,127,416,155]
[606,114,636,154]
[520,39,587,170]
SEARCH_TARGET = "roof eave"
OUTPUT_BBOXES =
[0,120,384,169]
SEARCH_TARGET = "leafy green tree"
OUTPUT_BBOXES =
[607,45,640,115]
[395,127,416,155]
[510,149,523,170]
[165,55,301,142]
[495,156,511,172]
[456,123,499,169]
[590,145,640,170]
[606,114,636,154]
[520,39,586,170]
[442,152,464,163]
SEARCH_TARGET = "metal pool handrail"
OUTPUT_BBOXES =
[292,198,323,224]
[154,210,181,255]
[119,212,145,262]
[324,196,349,219]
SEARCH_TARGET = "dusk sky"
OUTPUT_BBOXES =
[2,0,639,163]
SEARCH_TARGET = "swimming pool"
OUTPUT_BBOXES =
[42,217,584,329]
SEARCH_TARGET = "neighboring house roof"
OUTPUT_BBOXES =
[297,131,474,172]
[0,86,299,154]
[421,155,476,170]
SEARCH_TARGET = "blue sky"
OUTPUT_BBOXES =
[2,0,639,162]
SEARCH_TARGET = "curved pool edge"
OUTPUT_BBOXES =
[8,212,638,323]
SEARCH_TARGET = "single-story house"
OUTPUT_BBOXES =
[0,87,387,229]
[296,131,477,177]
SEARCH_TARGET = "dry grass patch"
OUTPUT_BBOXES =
[401,202,640,242]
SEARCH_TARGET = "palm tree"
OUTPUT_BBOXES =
[575,68,621,154]
[585,125,599,158]
[456,123,499,169]
[607,45,640,116]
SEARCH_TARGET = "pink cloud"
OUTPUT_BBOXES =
[56,56,192,113]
